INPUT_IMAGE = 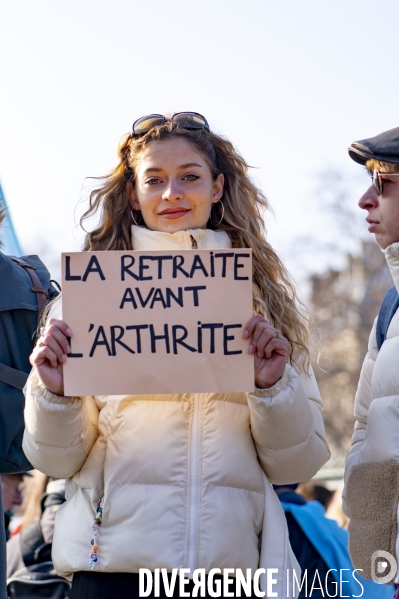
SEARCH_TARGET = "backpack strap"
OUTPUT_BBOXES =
[19,491,65,567]
[8,256,47,327]
[0,363,28,390]
[376,285,399,351]
[0,256,49,389]
[20,520,46,567]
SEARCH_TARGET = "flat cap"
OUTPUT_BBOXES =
[348,126,399,166]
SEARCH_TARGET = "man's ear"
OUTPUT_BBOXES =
[126,181,140,211]
[212,173,224,202]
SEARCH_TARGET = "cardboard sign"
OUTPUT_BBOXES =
[61,249,253,395]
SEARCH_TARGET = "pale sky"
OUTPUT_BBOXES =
[1,0,398,288]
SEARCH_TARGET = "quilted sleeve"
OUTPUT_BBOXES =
[22,297,99,479]
[247,360,330,484]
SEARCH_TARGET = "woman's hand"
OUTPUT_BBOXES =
[30,318,72,396]
[244,315,291,389]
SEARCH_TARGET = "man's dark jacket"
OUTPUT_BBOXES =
[0,252,58,599]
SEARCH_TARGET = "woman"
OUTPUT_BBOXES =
[23,112,330,598]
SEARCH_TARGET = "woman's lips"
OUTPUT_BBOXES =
[159,209,190,219]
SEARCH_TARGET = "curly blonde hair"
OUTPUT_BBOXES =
[81,121,311,367]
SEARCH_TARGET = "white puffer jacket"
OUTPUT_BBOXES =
[23,227,330,596]
[343,242,399,581]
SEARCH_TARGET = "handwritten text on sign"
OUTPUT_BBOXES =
[61,249,253,395]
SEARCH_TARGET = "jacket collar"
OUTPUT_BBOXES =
[383,242,399,292]
[131,225,232,251]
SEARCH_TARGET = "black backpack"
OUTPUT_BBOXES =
[7,562,71,599]
[0,255,59,391]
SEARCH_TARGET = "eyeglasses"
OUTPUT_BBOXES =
[371,169,399,195]
[132,112,210,137]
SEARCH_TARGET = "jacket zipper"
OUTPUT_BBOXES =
[186,234,199,572]
[89,496,104,569]
[187,393,200,573]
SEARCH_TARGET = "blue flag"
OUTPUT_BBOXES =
[0,181,23,256]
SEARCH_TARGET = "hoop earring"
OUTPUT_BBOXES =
[131,210,140,227]
[209,201,225,227]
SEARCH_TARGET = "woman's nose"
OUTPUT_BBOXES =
[358,184,379,210]
[162,179,183,201]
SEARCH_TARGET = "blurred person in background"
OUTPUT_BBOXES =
[0,207,59,599]
[6,476,65,578]
[0,473,24,540]
[23,113,330,599]
[344,127,399,595]
[10,470,49,537]
[296,481,333,509]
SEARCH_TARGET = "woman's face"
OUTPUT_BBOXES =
[128,137,224,233]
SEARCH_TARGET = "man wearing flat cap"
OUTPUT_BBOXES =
[343,126,399,590]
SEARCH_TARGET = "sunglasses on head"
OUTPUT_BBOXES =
[132,112,210,137]
[371,169,399,195]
